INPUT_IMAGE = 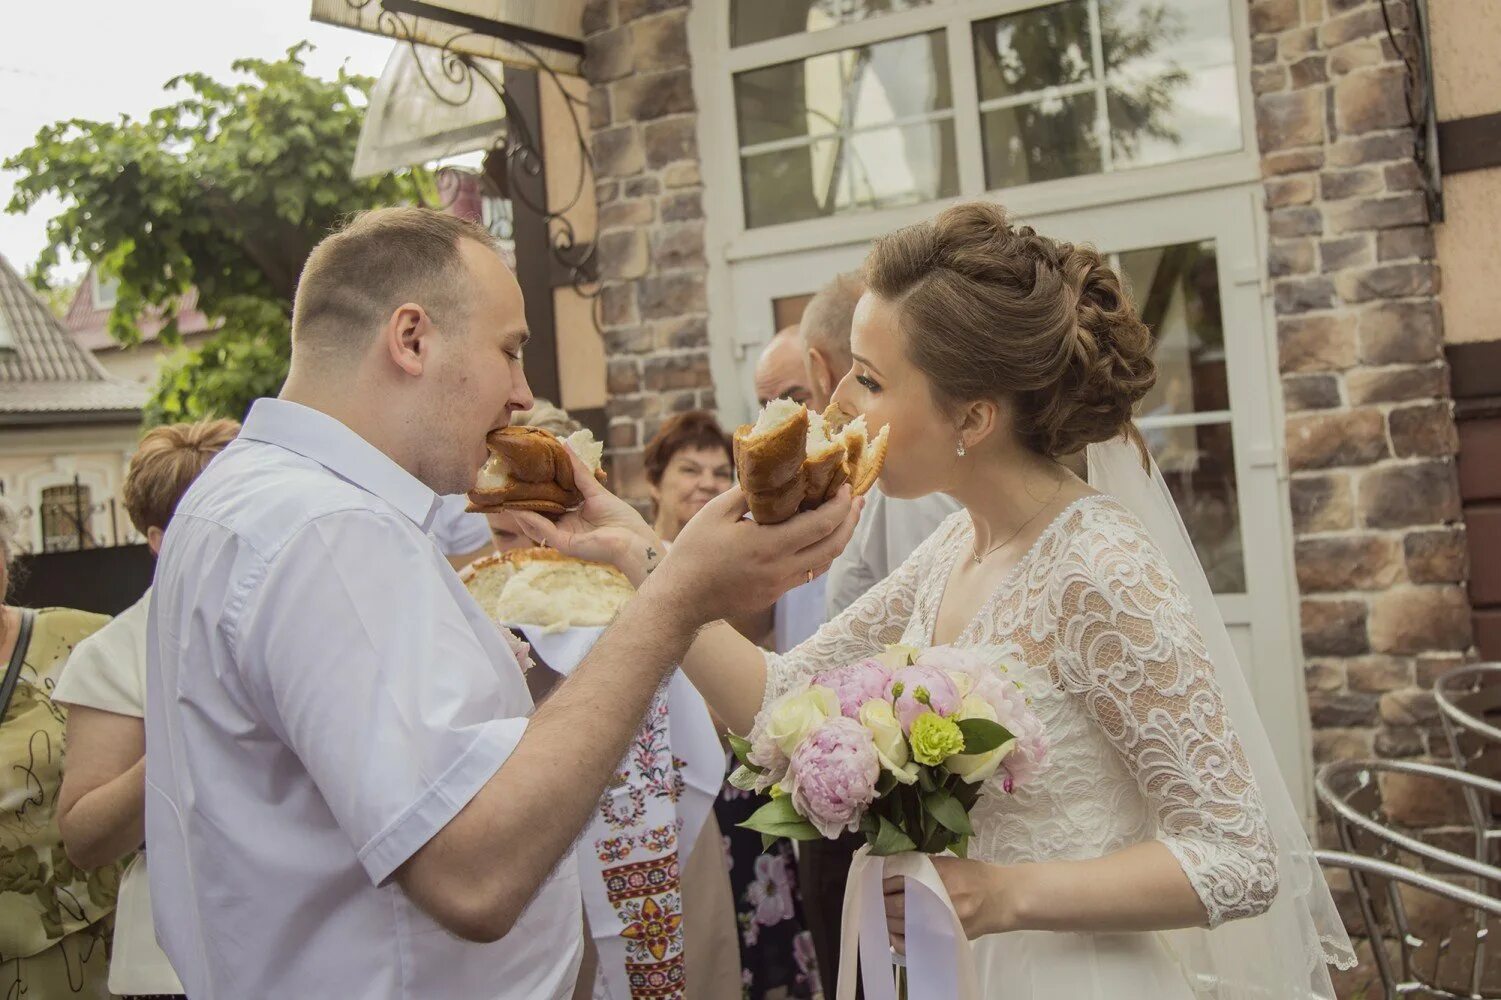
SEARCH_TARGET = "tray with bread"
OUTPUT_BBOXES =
[466,426,606,517]
[460,546,635,632]
[733,400,888,524]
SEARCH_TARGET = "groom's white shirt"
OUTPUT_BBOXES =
[144,398,581,1000]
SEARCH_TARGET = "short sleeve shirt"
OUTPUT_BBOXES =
[144,399,581,1000]
[430,493,494,557]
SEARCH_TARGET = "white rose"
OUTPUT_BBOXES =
[873,644,919,671]
[859,699,918,784]
[764,685,841,757]
[946,670,974,698]
[947,695,1017,784]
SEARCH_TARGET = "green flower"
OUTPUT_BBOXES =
[909,712,965,766]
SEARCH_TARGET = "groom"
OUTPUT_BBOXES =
[144,207,859,999]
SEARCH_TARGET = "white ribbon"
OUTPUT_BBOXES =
[519,625,723,1000]
[838,846,980,1000]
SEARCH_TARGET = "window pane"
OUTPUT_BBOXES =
[972,0,1093,103]
[980,92,1101,188]
[1123,240,1226,418]
[40,484,91,553]
[970,0,1243,189]
[735,32,956,228]
[735,32,952,148]
[1103,0,1242,167]
[1142,421,1246,593]
[742,119,959,227]
[1124,239,1243,593]
[731,0,935,47]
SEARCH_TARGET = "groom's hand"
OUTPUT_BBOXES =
[645,485,861,629]
[510,445,662,585]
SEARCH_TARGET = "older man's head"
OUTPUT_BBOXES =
[799,272,863,411]
[754,326,813,407]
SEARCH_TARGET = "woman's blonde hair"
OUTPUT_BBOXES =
[124,419,241,535]
[864,201,1156,459]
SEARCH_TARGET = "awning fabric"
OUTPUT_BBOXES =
[311,0,585,76]
[352,43,508,178]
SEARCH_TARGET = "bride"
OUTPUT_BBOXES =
[517,201,1354,998]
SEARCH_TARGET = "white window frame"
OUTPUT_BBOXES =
[696,0,1261,263]
[91,272,119,310]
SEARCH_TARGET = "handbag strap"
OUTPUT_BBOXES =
[0,608,37,721]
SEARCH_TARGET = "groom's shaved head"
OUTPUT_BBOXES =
[291,206,499,363]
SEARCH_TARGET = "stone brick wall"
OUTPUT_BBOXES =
[1251,0,1473,795]
[583,0,716,514]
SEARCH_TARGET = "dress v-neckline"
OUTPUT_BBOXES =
[924,495,1103,647]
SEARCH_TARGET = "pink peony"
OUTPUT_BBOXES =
[969,668,1048,790]
[812,659,893,718]
[501,628,534,673]
[886,664,962,731]
[785,717,881,839]
[918,645,1049,790]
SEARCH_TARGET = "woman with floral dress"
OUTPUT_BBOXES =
[0,497,123,997]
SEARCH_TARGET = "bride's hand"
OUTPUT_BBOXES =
[884,857,1018,952]
[509,447,663,586]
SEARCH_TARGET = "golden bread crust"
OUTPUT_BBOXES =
[469,426,607,516]
[733,402,889,523]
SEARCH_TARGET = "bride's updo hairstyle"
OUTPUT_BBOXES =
[864,201,1157,459]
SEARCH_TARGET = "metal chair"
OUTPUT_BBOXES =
[1317,850,1501,999]
[1317,760,1501,996]
[1435,663,1501,864]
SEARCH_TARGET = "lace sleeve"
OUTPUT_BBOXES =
[1051,509,1279,927]
[758,512,966,709]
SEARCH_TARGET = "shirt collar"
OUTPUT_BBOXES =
[239,398,443,531]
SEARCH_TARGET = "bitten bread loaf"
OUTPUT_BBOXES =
[461,547,634,631]
[467,426,607,517]
[732,401,888,524]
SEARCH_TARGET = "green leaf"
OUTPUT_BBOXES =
[956,718,1013,756]
[875,769,898,797]
[951,835,969,859]
[918,766,938,793]
[726,732,765,774]
[868,815,918,857]
[738,796,820,844]
[922,788,974,837]
[727,765,762,792]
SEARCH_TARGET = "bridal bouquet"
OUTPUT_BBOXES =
[729,645,1047,856]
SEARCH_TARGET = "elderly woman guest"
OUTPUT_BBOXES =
[0,496,121,997]
[54,418,239,1000]
[642,411,823,1000]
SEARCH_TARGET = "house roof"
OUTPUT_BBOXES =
[65,266,217,352]
[0,253,147,424]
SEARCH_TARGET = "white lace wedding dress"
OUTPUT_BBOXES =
[756,494,1279,999]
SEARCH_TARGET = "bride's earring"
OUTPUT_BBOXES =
[956,440,967,457]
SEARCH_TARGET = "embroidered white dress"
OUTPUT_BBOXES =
[756,495,1279,998]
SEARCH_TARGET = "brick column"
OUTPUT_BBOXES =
[1251,0,1472,781]
[583,0,715,513]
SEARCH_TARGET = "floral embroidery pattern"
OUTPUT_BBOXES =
[602,854,685,999]
[618,895,682,961]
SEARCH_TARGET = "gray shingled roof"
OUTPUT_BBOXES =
[0,253,146,423]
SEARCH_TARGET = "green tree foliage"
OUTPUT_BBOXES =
[5,44,428,424]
